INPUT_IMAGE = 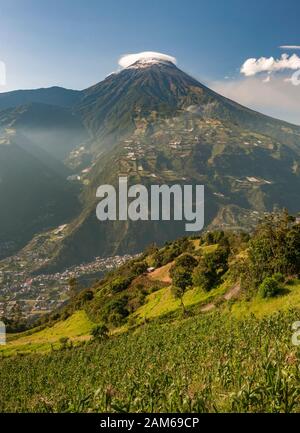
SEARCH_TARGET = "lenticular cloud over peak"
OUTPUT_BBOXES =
[118,51,177,68]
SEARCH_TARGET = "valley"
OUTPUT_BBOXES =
[0,249,137,321]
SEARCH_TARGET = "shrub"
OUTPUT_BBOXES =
[109,277,131,293]
[258,276,281,299]
[59,337,69,348]
[108,312,125,327]
[273,272,285,283]
[91,323,109,340]
[130,261,148,277]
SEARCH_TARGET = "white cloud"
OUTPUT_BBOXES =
[118,51,177,68]
[241,54,300,76]
[210,76,300,125]
[279,45,300,50]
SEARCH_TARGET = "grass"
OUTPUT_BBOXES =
[0,310,94,356]
[229,280,300,318]
[2,270,300,357]
[200,244,219,254]
[134,281,229,321]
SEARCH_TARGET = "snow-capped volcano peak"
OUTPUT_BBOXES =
[126,58,174,69]
[118,51,177,69]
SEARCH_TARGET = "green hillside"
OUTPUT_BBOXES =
[1,211,300,412]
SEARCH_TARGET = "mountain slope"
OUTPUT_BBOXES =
[1,57,300,270]
[0,101,88,256]
[0,102,88,160]
[78,59,300,155]
[0,129,80,256]
[32,59,300,270]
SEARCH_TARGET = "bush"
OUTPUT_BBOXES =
[91,323,109,340]
[130,261,148,277]
[59,337,69,348]
[273,273,285,283]
[109,277,131,293]
[258,277,281,299]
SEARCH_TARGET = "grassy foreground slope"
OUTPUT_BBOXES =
[1,311,93,356]
[0,310,299,412]
[2,278,300,356]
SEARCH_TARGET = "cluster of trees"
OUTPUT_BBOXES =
[169,211,300,309]
[170,242,230,312]
[242,210,300,295]
[86,258,158,326]
[152,238,194,267]
[192,246,230,291]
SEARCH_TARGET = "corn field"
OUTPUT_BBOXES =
[0,310,299,413]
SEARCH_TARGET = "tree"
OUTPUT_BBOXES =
[172,253,198,273]
[130,261,148,277]
[246,210,300,290]
[68,277,79,297]
[109,277,131,293]
[192,246,229,291]
[192,260,215,291]
[171,266,192,313]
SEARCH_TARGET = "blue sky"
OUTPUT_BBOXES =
[1,0,300,123]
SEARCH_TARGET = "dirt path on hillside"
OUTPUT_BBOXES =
[200,282,241,313]
[148,262,173,283]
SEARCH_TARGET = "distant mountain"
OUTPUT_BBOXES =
[0,102,88,159]
[0,129,80,256]
[0,86,82,111]
[0,97,89,256]
[78,59,300,154]
[0,56,300,270]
